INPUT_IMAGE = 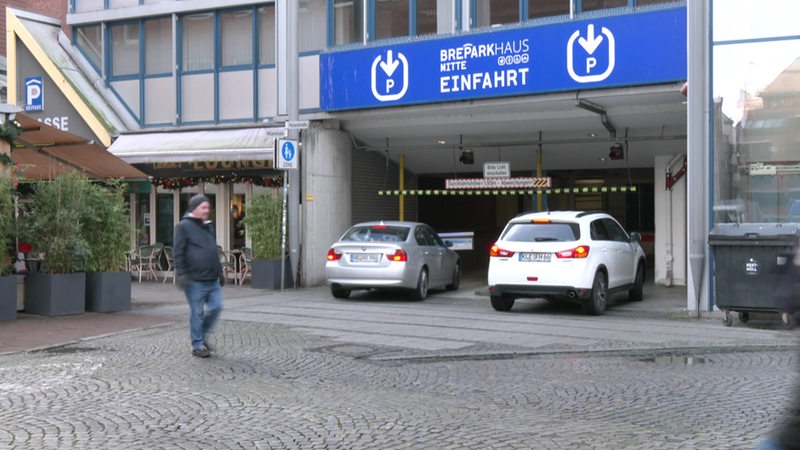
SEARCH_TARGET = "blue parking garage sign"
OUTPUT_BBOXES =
[320,7,686,111]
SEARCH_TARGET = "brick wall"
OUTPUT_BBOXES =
[2,1,70,58]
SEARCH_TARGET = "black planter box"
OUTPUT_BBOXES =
[25,272,86,316]
[86,271,132,312]
[0,275,16,321]
[251,257,293,289]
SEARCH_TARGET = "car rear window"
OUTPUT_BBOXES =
[342,225,410,243]
[502,222,579,242]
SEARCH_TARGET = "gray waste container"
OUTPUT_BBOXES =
[709,223,800,328]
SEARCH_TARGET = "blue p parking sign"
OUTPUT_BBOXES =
[277,139,298,170]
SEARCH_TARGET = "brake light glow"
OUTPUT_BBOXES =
[490,244,515,257]
[387,249,408,262]
[532,218,551,223]
[372,225,388,229]
[326,248,343,261]
[555,245,590,259]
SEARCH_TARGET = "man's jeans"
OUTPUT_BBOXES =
[184,279,223,350]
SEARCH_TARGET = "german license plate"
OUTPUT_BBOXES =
[351,253,381,263]
[519,252,550,262]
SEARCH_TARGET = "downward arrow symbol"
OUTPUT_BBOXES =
[379,50,400,76]
[578,24,604,55]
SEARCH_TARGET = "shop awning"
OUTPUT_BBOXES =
[107,128,276,164]
[10,114,148,180]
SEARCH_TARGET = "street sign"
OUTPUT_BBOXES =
[285,120,309,130]
[277,139,298,170]
[484,162,510,178]
[265,128,288,138]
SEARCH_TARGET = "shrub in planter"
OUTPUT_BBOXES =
[0,163,16,320]
[241,191,292,289]
[20,171,90,316]
[83,180,132,312]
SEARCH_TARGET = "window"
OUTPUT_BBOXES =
[75,25,102,71]
[145,18,172,75]
[299,0,326,51]
[110,22,140,76]
[580,0,628,12]
[712,1,800,224]
[475,0,519,28]
[334,0,364,45]
[376,0,410,40]
[182,13,214,71]
[258,5,276,65]
[221,9,253,67]
[415,0,438,36]
[528,0,570,19]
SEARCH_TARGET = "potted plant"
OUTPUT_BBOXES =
[0,158,16,320]
[20,171,89,316]
[241,191,292,289]
[83,179,132,312]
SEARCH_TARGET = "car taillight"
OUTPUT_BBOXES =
[490,244,515,257]
[327,248,343,261]
[555,245,590,259]
[387,249,408,262]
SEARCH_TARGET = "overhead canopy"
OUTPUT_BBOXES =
[9,114,148,180]
[107,128,276,164]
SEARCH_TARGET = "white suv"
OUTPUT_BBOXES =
[487,210,646,315]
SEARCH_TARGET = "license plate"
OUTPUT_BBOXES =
[519,252,551,262]
[350,253,381,263]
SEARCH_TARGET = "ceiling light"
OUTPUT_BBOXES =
[437,139,447,145]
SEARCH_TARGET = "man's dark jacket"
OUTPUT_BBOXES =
[174,213,222,282]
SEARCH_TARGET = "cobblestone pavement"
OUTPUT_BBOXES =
[1,281,798,449]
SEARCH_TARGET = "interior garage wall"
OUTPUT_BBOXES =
[302,122,353,286]
[655,154,687,287]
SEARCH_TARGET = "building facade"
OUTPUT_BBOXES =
[8,1,793,312]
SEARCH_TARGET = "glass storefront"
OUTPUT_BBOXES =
[712,1,800,224]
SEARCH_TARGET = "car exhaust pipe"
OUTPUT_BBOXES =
[567,291,577,299]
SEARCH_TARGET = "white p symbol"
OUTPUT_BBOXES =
[385,79,395,92]
[26,84,41,105]
[585,57,597,73]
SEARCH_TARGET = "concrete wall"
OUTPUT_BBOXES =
[654,154,687,287]
[302,121,352,286]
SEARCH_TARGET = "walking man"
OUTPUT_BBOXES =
[174,194,225,358]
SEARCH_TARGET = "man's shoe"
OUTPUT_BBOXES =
[192,346,211,358]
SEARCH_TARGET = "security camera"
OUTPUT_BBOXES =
[608,143,624,160]
[459,149,474,165]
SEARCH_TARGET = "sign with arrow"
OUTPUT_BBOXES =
[320,7,685,111]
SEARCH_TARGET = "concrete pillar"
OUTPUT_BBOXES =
[301,121,353,286]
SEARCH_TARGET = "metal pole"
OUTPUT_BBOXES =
[687,0,710,314]
[284,0,300,288]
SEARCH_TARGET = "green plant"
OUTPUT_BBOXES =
[241,191,284,259]
[0,164,14,275]
[20,171,91,274]
[83,180,131,272]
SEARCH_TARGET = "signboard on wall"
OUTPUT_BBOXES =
[320,8,686,111]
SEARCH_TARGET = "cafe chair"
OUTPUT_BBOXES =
[238,247,253,285]
[217,246,236,284]
[161,246,175,284]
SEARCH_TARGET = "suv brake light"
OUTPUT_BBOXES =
[555,245,590,259]
[490,244,515,257]
[326,248,343,261]
[387,249,408,262]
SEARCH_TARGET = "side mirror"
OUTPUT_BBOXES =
[629,232,641,243]
[444,240,454,248]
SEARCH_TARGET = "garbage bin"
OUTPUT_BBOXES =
[709,223,800,328]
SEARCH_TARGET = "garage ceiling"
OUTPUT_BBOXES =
[331,82,688,176]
